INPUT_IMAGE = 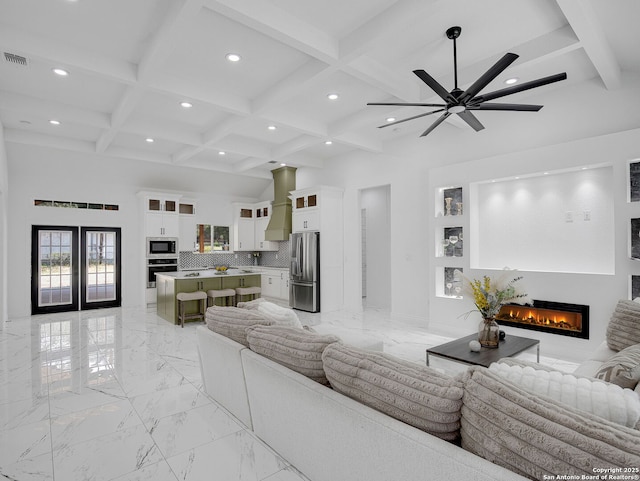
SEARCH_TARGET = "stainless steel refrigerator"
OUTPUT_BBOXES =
[289,231,320,312]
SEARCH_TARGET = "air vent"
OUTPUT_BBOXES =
[3,52,29,67]
[268,160,278,164]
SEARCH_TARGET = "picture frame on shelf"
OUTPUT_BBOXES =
[631,218,640,260]
[631,275,640,300]
[629,160,640,203]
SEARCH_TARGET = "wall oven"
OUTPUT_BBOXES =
[147,237,178,258]
[147,258,178,287]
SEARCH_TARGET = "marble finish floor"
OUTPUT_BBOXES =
[0,306,579,481]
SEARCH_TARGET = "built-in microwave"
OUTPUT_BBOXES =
[147,237,178,258]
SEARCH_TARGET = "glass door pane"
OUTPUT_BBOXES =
[81,227,121,310]
[31,226,79,314]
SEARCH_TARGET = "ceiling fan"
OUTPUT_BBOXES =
[368,26,567,137]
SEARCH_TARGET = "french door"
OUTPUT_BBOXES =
[31,226,121,314]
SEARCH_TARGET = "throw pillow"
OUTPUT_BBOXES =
[237,299,303,329]
[205,305,273,347]
[322,342,464,441]
[595,343,640,390]
[245,325,340,384]
[460,367,640,479]
[489,362,640,428]
[607,300,640,352]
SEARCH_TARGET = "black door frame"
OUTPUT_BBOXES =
[31,225,80,314]
[31,225,122,314]
[80,226,122,311]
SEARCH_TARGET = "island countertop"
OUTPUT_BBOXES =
[154,269,261,324]
[156,268,258,280]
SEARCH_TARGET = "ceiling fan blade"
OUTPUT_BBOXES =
[377,109,446,128]
[367,102,446,107]
[413,70,455,103]
[471,72,567,103]
[457,110,484,131]
[420,112,451,137]
[460,53,519,102]
[469,103,543,111]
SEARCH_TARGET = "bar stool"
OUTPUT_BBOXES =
[176,291,207,328]
[235,286,262,303]
[207,288,236,307]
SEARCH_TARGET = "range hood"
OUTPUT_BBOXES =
[264,166,296,241]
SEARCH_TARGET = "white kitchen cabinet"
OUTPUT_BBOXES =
[289,186,344,312]
[232,203,255,251]
[140,192,181,237]
[280,274,290,301]
[261,273,281,298]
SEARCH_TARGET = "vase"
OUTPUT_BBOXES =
[478,318,500,348]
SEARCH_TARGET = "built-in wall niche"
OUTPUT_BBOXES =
[630,218,640,260]
[471,166,614,274]
[436,226,463,257]
[436,266,463,298]
[435,186,463,217]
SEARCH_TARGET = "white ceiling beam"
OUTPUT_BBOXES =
[270,135,319,159]
[344,56,420,102]
[104,146,173,165]
[203,0,338,63]
[555,0,621,89]
[232,157,271,173]
[0,24,136,84]
[119,118,203,147]
[0,91,110,128]
[96,0,205,154]
[332,131,383,153]
[3,129,95,153]
[152,74,251,116]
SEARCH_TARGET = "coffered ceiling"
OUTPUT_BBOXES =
[0,0,638,179]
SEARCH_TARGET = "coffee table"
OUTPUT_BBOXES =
[426,333,540,368]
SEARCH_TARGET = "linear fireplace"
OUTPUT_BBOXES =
[496,300,589,339]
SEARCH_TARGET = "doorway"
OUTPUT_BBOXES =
[31,226,121,314]
[360,185,391,309]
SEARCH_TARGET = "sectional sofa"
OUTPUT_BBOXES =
[196,301,640,481]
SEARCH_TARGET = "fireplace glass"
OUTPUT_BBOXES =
[496,300,589,339]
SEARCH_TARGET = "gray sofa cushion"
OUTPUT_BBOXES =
[595,343,640,390]
[460,366,640,480]
[607,300,640,352]
[205,305,273,347]
[246,325,340,385]
[322,342,464,441]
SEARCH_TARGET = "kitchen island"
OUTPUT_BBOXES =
[155,269,261,325]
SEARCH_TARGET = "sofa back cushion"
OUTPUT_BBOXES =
[461,367,640,480]
[237,298,303,328]
[489,362,640,428]
[322,342,464,441]
[607,300,640,352]
[595,343,640,391]
[246,325,339,384]
[205,305,273,347]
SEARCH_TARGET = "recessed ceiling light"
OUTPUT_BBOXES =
[327,93,339,100]
[146,138,154,143]
[504,77,519,85]
[325,140,332,145]
[218,151,226,156]
[386,117,396,122]
[49,119,60,125]
[280,163,286,166]
[267,125,277,131]
[180,101,193,108]
[226,53,241,62]
[52,68,69,76]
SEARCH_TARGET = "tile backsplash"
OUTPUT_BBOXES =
[179,241,290,269]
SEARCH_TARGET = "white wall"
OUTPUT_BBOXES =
[6,143,269,318]
[0,124,8,323]
[428,128,640,363]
